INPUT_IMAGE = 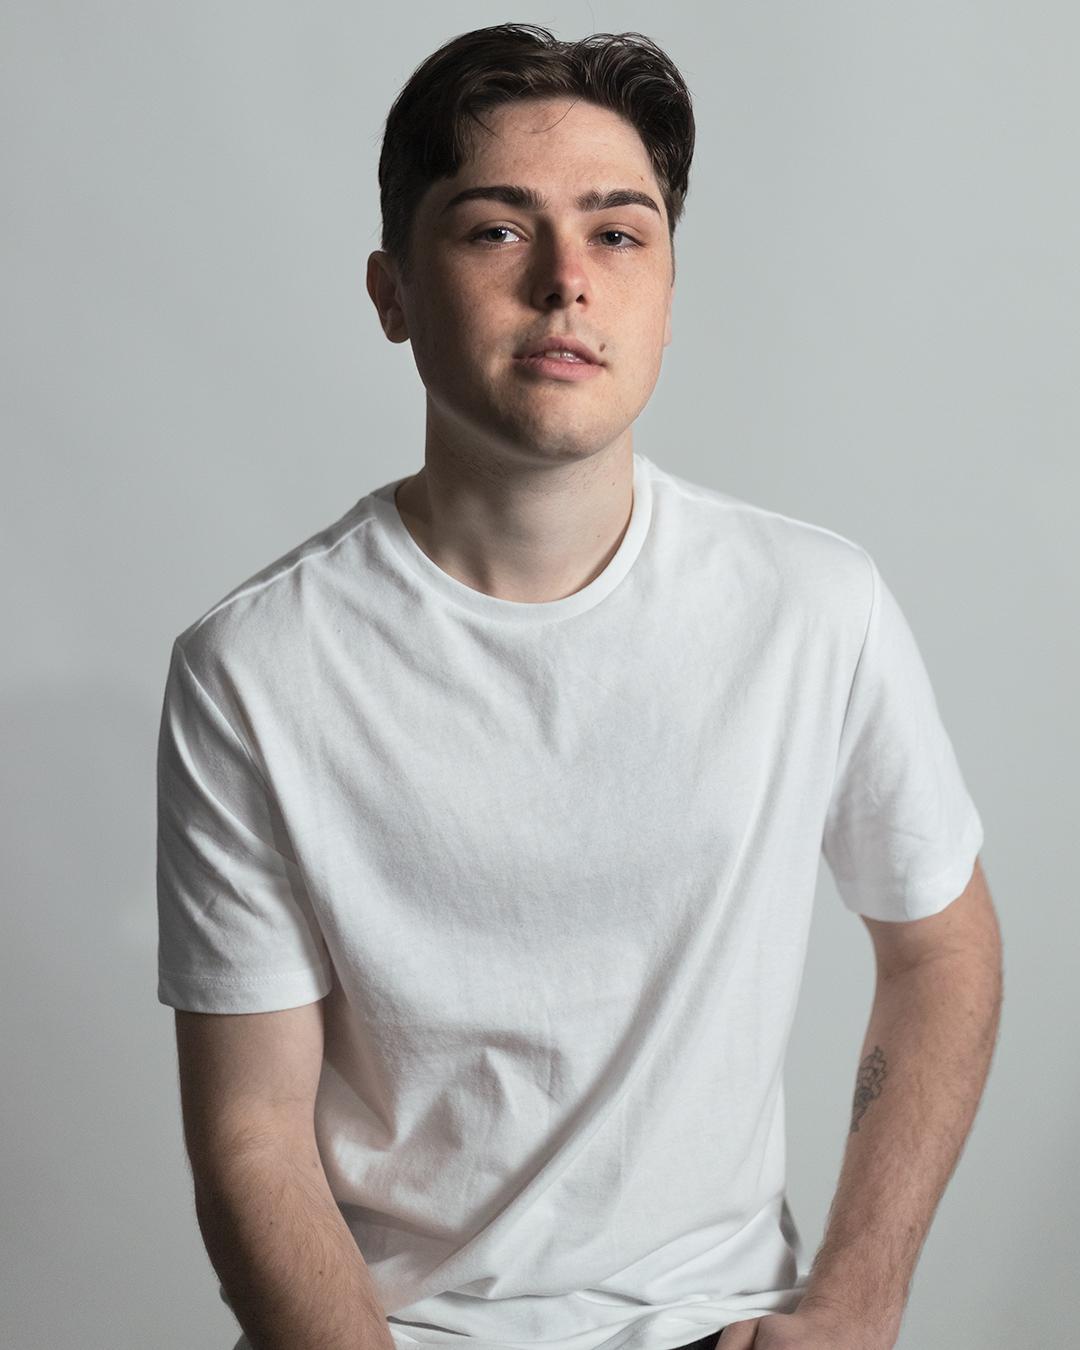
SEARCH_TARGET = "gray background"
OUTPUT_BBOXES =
[2,3,1076,1347]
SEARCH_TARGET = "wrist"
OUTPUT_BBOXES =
[796,1292,903,1349]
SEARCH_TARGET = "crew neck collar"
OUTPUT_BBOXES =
[369,452,654,624]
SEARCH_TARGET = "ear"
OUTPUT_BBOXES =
[366,251,410,344]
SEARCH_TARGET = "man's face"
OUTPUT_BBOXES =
[369,96,676,471]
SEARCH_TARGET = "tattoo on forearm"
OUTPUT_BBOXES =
[850,1045,887,1133]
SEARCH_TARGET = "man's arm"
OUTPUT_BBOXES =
[193,1135,396,1350]
[796,858,1003,1347]
[176,1003,397,1350]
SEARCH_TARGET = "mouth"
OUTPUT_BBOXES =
[514,336,602,365]
[513,350,605,381]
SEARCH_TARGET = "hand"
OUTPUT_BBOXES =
[715,1305,895,1349]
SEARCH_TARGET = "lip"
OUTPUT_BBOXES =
[515,335,602,364]
[513,352,605,381]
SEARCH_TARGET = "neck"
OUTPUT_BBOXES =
[393,439,636,604]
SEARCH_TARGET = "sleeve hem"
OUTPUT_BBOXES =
[836,815,985,922]
[157,962,333,1013]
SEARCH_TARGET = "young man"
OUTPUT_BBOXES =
[157,24,1002,1350]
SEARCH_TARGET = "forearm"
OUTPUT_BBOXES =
[798,948,1002,1344]
[193,1142,396,1350]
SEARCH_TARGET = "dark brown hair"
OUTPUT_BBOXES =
[376,23,695,283]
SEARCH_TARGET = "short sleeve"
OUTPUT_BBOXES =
[156,639,333,1012]
[821,552,985,921]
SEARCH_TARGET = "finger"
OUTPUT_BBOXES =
[716,1318,759,1348]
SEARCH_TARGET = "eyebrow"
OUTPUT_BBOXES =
[440,184,662,218]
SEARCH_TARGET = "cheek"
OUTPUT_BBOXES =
[429,284,500,353]
[409,291,474,363]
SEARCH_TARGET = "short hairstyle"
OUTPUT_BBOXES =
[376,23,696,284]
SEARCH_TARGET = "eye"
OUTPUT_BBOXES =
[469,226,641,251]
[469,226,523,247]
[597,230,639,250]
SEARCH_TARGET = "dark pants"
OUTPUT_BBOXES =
[673,1333,726,1350]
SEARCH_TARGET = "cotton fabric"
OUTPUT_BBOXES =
[158,451,984,1350]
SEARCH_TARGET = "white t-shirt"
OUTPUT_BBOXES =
[156,451,984,1350]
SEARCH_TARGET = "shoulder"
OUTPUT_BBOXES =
[648,458,875,632]
[172,494,378,702]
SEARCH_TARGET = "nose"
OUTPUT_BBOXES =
[528,234,592,310]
